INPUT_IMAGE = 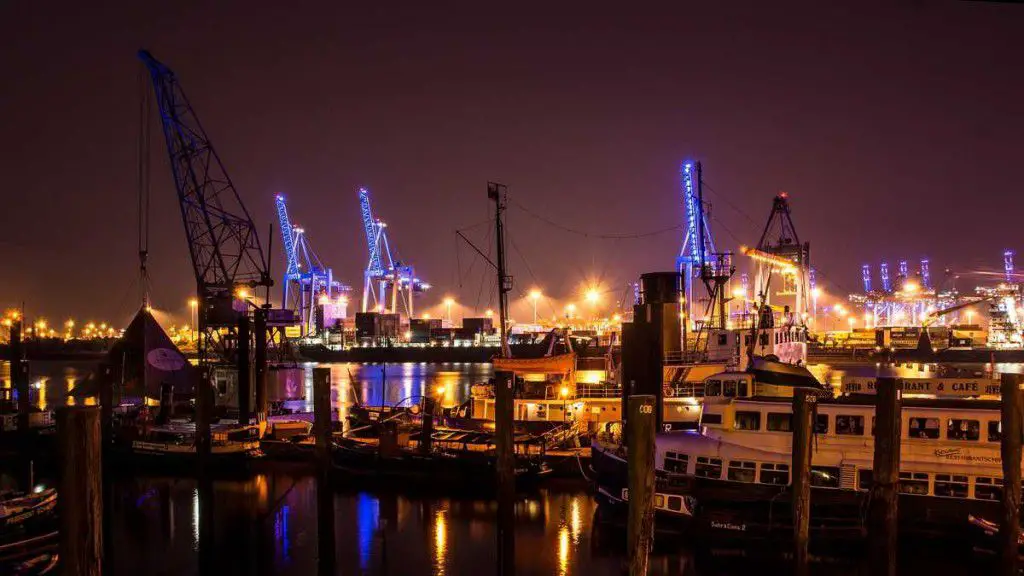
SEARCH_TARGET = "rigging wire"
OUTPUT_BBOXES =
[137,63,152,308]
[511,200,681,240]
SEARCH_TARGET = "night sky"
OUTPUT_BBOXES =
[2,2,1022,326]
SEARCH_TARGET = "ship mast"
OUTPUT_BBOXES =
[489,182,512,358]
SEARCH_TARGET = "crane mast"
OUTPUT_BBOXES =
[139,50,271,363]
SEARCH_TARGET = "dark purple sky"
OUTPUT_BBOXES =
[2,2,1022,326]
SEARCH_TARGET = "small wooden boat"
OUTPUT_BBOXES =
[0,489,57,535]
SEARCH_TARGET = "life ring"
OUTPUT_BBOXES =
[664,387,675,397]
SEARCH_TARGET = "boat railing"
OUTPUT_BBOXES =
[666,381,705,399]
[575,382,621,399]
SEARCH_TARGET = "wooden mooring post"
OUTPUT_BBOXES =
[627,394,656,576]
[494,370,515,576]
[312,367,332,471]
[420,396,435,454]
[57,406,103,576]
[791,388,815,576]
[236,315,252,426]
[11,319,30,435]
[869,377,901,576]
[196,366,213,469]
[253,306,268,422]
[311,366,336,575]
[1000,372,1023,576]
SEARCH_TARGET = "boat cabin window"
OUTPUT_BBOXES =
[767,413,793,432]
[664,451,689,474]
[718,334,728,346]
[934,474,968,498]
[814,414,829,434]
[738,379,749,397]
[706,380,722,397]
[908,417,940,440]
[988,421,1001,442]
[735,411,761,431]
[667,495,683,512]
[759,334,768,346]
[898,472,929,495]
[975,477,1003,501]
[947,419,980,441]
[858,469,873,491]
[835,415,865,436]
[759,463,789,485]
[702,413,723,425]
[723,380,737,397]
[695,457,723,479]
[727,461,756,483]
[811,466,841,488]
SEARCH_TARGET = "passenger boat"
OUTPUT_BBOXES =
[593,366,1024,544]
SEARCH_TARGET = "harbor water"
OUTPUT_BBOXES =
[0,360,1010,574]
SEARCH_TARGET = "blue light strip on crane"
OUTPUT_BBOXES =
[682,161,701,266]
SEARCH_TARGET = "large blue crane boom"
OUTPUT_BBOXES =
[358,187,428,317]
[276,194,300,278]
[138,51,270,295]
[276,194,349,335]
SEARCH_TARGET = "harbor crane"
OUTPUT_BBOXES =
[749,192,810,325]
[675,161,734,352]
[359,187,429,317]
[276,194,350,336]
[139,50,276,365]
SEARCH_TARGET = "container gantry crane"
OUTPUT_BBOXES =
[276,194,350,336]
[139,50,274,365]
[358,187,429,317]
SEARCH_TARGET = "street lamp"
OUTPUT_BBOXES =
[566,303,576,321]
[188,298,198,340]
[529,289,542,324]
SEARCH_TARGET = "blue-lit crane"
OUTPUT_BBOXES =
[359,187,429,317]
[139,50,271,363]
[675,161,734,348]
[276,194,350,335]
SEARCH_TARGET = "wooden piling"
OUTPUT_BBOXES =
[627,394,656,576]
[1000,373,1023,576]
[254,307,268,422]
[494,370,515,576]
[420,397,435,454]
[11,319,30,434]
[791,388,815,576]
[57,407,103,576]
[869,377,901,576]
[195,366,213,469]
[236,315,252,426]
[313,367,332,471]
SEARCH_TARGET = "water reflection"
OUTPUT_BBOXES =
[433,506,448,575]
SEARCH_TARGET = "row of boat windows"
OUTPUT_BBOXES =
[721,331,806,347]
[720,410,1005,442]
[664,451,1007,500]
